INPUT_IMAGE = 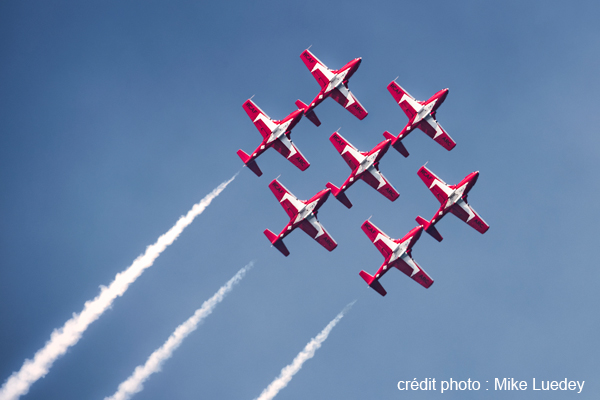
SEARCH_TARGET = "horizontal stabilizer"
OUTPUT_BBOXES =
[382,130,396,141]
[295,99,321,127]
[416,216,443,242]
[415,215,429,229]
[325,182,352,209]
[237,149,263,176]
[383,131,409,157]
[264,229,290,257]
[359,270,387,296]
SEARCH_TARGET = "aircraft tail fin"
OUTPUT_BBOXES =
[237,149,263,176]
[383,131,409,157]
[264,229,290,256]
[325,182,352,209]
[359,270,387,296]
[416,216,443,242]
[296,99,321,127]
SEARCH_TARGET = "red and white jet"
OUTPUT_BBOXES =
[360,220,433,296]
[325,131,399,209]
[237,99,314,177]
[264,178,337,257]
[298,49,368,123]
[384,81,456,157]
[415,165,489,242]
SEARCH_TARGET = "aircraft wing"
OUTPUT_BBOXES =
[299,215,337,251]
[387,81,418,120]
[450,198,490,234]
[269,179,301,219]
[243,99,274,139]
[418,165,451,204]
[418,115,456,150]
[271,135,310,171]
[391,253,434,289]
[361,220,396,259]
[300,49,331,89]
[330,85,368,120]
[329,132,360,170]
[360,166,400,202]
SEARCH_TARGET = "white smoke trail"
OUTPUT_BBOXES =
[105,261,254,400]
[254,301,356,400]
[0,174,238,400]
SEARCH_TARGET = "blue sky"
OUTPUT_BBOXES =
[1,1,599,399]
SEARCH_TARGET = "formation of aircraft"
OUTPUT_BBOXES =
[264,178,337,257]
[385,81,456,157]
[415,165,489,242]
[360,220,433,296]
[237,48,489,295]
[326,132,399,209]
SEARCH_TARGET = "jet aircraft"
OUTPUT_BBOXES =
[385,81,456,157]
[360,220,433,296]
[415,165,489,242]
[237,99,315,177]
[325,132,399,209]
[298,49,368,122]
[264,178,337,256]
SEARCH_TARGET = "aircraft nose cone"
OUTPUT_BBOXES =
[382,139,392,151]
[441,88,449,101]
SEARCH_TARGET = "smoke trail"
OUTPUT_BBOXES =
[254,301,356,400]
[0,174,237,400]
[105,261,254,400]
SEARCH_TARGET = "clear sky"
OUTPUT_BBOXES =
[1,1,599,399]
